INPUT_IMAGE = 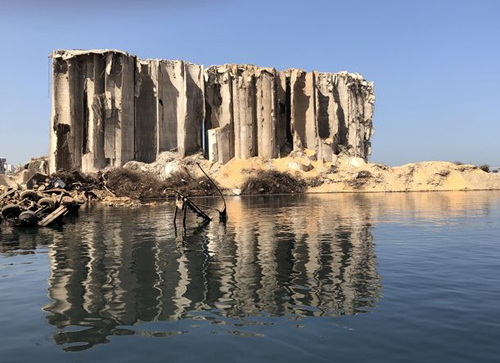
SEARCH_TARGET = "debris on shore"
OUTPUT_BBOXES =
[241,170,307,194]
[0,175,86,227]
[0,157,227,228]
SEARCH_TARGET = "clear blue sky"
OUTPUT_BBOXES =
[0,0,498,166]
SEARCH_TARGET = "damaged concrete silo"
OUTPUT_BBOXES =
[49,49,374,173]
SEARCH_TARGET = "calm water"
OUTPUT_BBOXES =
[1,192,499,362]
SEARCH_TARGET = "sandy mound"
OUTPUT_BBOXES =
[212,151,500,193]
[112,150,500,194]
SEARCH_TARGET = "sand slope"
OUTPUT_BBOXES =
[212,152,500,193]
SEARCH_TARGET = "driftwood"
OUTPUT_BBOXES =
[38,205,68,227]
[98,172,116,197]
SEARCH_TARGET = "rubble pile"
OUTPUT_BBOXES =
[0,175,87,227]
[104,167,220,199]
[241,170,307,195]
[0,160,225,227]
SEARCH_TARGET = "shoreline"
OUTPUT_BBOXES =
[113,188,500,205]
[3,151,500,207]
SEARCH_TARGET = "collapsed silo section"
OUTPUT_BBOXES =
[289,69,317,153]
[332,72,375,159]
[205,65,280,163]
[49,50,136,173]
[154,60,204,158]
[205,65,234,164]
[220,64,280,161]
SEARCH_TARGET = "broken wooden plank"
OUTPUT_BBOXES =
[38,205,68,227]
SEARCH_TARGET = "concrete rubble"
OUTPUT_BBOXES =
[49,49,375,173]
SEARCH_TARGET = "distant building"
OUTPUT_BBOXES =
[5,164,16,174]
[0,158,6,174]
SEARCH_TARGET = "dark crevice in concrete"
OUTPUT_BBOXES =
[317,90,330,139]
[134,63,157,163]
[284,76,293,154]
[82,88,89,154]
[332,85,347,150]
[54,123,72,171]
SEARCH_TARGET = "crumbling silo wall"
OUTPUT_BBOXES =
[49,49,374,173]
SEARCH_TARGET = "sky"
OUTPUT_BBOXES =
[0,0,499,166]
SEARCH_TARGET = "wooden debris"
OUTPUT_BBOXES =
[38,205,68,227]
[1,174,87,228]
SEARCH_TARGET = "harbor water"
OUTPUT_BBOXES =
[1,192,499,362]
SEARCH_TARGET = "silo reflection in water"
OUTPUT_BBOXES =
[43,195,381,351]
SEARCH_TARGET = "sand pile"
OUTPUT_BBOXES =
[119,150,500,194]
[211,151,500,193]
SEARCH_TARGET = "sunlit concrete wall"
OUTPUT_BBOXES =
[49,49,374,173]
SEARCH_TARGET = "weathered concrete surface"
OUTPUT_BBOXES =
[49,49,375,173]
[205,65,234,164]
[157,60,182,153]
[256,68,278,159]
[232,65,258,160]
[108,53,135,167]
[135,59,157,163]
[180,62,204,156]
[51,50,136,172]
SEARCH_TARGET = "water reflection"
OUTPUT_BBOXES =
[36,195,381,350]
